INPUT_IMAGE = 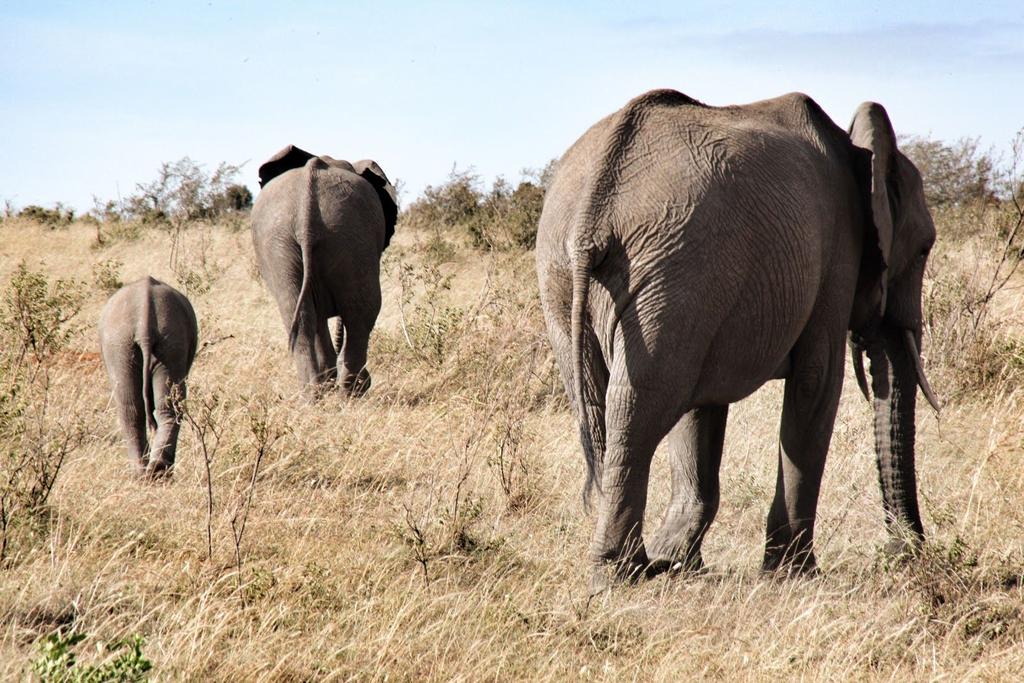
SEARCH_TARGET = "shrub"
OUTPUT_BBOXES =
[377,248,563,411]
[400,162,555,251]
[169,224,223,298]
[901,135,1000,207]
[17,204,75,229]
[402,167,482,233]
[221,183,253,212]
[105,220,145,243]
[392,262,465,368]
[922,133,1024,397]
[122,157,251,225]
[393,416,502,585]
[90,197,124,224]
[469,178,545,250]
[487,404,536,512]
[0,265,87,563]
[1,263,85,366]
[924,261,1013,395]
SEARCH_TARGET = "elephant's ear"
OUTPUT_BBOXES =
[848,102,897,317]
[352,159,398,249]
[258,145,315,188]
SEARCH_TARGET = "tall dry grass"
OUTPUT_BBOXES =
[0,203,1021,680]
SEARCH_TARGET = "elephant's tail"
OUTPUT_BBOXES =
[139,283,157,434]
[140,342,156,434]
[288,239,314,354]
[288,162,322,354]
[571,242,601,507]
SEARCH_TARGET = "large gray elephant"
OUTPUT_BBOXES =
[251,145,397,398]
[99,276,198,478]
[536,89,939,587]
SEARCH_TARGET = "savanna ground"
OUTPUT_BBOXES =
[2,156,1024,680]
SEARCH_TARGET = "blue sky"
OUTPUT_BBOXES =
[2,1,1022,212]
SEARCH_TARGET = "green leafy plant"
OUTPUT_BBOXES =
[91,259,124,295]
[0,265,86,563]
[394,262,465,367]
[32,630,152,682]
[1,263,85,367]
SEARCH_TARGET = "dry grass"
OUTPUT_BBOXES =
[0,210,1022,681]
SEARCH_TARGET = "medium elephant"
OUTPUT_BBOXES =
[536,89,939,586]
[99,276,198,478]
[251,145,397,398]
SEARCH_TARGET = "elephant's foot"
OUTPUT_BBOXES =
[130,458,149,478]
[647,528,709,577]
[589,559,650,595]
[588,543,653,595]
[141,458,174,482]
[341,368,371,397]
[301,379,336,403]
[881,530,923,562]
[647,549,707,577]
[762,544,819,576]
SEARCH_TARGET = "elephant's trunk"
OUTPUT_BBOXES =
[866,328,926,553]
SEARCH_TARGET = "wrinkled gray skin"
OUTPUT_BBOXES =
[536,90,938,588]
[251,146,397,399]
[99,277,198,478]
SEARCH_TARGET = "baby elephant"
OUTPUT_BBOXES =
[99,277,198,478]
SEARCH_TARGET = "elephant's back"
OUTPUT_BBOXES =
[99,280,141,347]
[99,278,196,359]
[309,165,384,239]
[252,162,382,247]
[597,94,848,259]
[147,281,198,371]
[148,281,197,347]
[251,165,306,231]
[538,91,843,259]
[536,111,618,265]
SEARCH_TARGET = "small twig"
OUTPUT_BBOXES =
[402,502,432,586]
[466,256,497,322]
[197,334,236,357]
[178,390,223,562]
[397,292,416,351]
[231,405,284,602]
[230,449,265,580]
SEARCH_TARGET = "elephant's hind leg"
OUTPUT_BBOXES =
[279,282,332,397]
[339,320,371,396]
[314,318,338,384]
[145,364,183,479]
[107,344,149,474]
[591,378,686,589]
[338,296,380,398]
[648,405,728,574]
[763,332,845,574]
